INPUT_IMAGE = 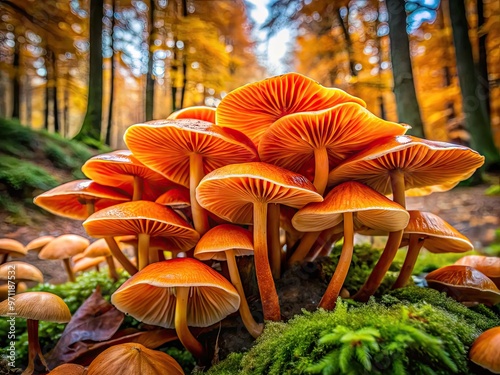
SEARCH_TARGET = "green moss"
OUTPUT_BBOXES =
[321,244,401,295]
[0,118,36,157]
[0,156,58,195]
[201,353,245,375]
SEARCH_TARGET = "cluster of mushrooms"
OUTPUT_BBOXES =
[2,72,499,373]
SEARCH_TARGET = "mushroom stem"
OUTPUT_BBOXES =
[138,233,151,270]
[254,202,281,321]
[288,231,321,266]
[190,153,210,235]
[63,258,76,282]
[105,255,119,281]
[392,234,425,289]
[0,253,7,265]
[226,250,263,338]
[313,146,329,195]
[267,203,281,279]
[319,212,354,310]
[306,230,343,261]
[352,168,407,301]
[149,249,160,264]
[104,236,137,275]
[85,200,95,217]
[132,176,144,201]
[174,287,205,359]
[25,319,48,375]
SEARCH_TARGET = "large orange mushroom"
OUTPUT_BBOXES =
[328,135,484,301]
[216,72,366,146]
[83,201,199,270]
[111,258,240,361]
[196,162,323,321]
[124,119,259,235]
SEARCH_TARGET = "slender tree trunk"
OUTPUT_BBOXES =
[51,54,60,134]
[449,0,500,171]
[106,0,116,144]
[335,7,356,78]
[171,37,178,112]
[12,34,20,119]
[44,76,49,130]
[25,74,31,126]
[74,0,104,144]
[0,73,6,117]
[476,0,490,120]
[179,0,188,109]
[145,0,155,120]
[64,70,70,137]
[386,0,425,138]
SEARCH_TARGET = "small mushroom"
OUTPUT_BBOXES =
[469,326,500,374]
[0,238,27,264]
[454,255,500,288]
[73,256,107,274]
[168,105,216,123]
[425,265,500,306]
[25,236,55,253]
[0,261,44,292]
[83,239,120,281]
[0,292,71,375]
[111,258,240,361]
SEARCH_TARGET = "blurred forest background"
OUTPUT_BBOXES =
[0,0,499,170]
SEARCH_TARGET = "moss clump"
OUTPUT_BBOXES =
[321,243,401,296]
[0,156,58,195]
[208,296,494,375]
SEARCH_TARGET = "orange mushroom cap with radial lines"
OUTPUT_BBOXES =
[111,258,240,328]
[82,150,177,201]
[155,187,191,209]
[124,119,259,188]
[0,238,26,258]
[33,179,130,220]
[168,106,216,123]
[83,201,199,251]
[216,72,366,146]
[258,103,408,176]
[194,224,254,261]
[404,211,473,253]
[327,135,485,196]
[83,238,112,258]
[292,181,410,232]
[0,291,71,323]
[425,265,500,305]
[48,363,87,375]
[195,162,323,225]
[469,326,500,374]
[0,261,43,283]
[39,235,90,260]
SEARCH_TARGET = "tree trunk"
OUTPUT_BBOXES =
[51,52,60,134]
[25,74,31,126]
[179,0,188,109]
[64,70,70,137]
[145,0,155,120]
[106,0,116,144]
[335,6,357,78]
[386,0,425,138]
[171,37,178,112]
[44,75,49,130]
[476,0,490,120]
[12,34,20,119]
[73,0,104,144]
[449,0,500,171]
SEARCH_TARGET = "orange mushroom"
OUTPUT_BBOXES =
[83,239,120,281]
[0,238,26,264]
[124,119,259,235]
[83,201,199,270]
[47,363,87,375]
[392,211,473,289]
[194,224,263,337]
[469,326,500,373]
[0,261,44,291]
[33,179,130,219]
[425,265,500,306]
[196,162,323,321]
[454,255,500,288]
[291,181,409,309]
[73,256,106,273]
[111,258,240,360]
[168,105,216,123]
[259,103,408,195]
[216,72,366,146]
[328,135,484,301]
[25,236,55,253]
[82,149,177,201]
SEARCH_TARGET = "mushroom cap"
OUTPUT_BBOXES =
[327,135,485,196]
[83,201,199,252]
[455,255,500,279]
[292,181,410,232]
[34,179,130,220]
[155,187,191,209]
[87,342,184,375]
[82,150,176,200]
[404,211,473,253]
[0,261,43,283]
[73,256,107,273]
[194,224,254,261]
[196,162,323,225]
[0,238,26,257]
[258,103,408,175]
[39,234,90,260]
[48,363,87,375]
[25,236,55,252]
[425,265,500,305]
[124,119,259,188]
[469,326,500,373]
[83,238,112,258]
[216,72,366,146]
[168,105,216,123]
[111,258,240,328]
[0,291,71,322]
